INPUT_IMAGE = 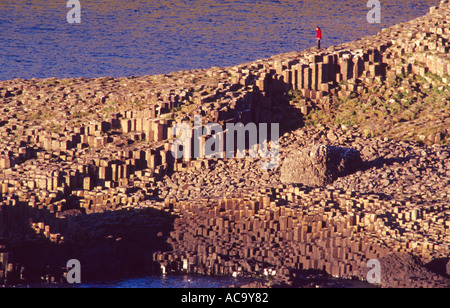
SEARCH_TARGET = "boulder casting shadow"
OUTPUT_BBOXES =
[280,144,363,186]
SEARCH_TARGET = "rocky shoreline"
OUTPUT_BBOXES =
[1,1,449,288]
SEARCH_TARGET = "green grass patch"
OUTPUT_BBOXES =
[72,110,93,119]
[287,89,304,102]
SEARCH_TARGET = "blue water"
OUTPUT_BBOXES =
[0,0,439,81]
[73,275,248,288]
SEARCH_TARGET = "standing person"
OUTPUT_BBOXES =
[316,26,322,49]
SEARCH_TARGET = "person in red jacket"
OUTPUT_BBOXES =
[316,26,322,49]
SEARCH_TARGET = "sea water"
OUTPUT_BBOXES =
[76,275,246,288]
[0,0,438,81]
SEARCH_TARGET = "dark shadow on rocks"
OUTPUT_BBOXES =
[0,201,176,286]
[361,155,416,171]
[425,257,450,279]
[281,268,377,288]
[60,207,176,282]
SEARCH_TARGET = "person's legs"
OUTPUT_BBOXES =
[317,39,321,49]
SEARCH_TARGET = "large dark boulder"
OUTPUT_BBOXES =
[280,144,363,186]
[378,253,450,288]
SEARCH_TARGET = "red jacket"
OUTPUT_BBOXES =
[316,28,322,39]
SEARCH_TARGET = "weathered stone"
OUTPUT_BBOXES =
[280,145,363,186]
